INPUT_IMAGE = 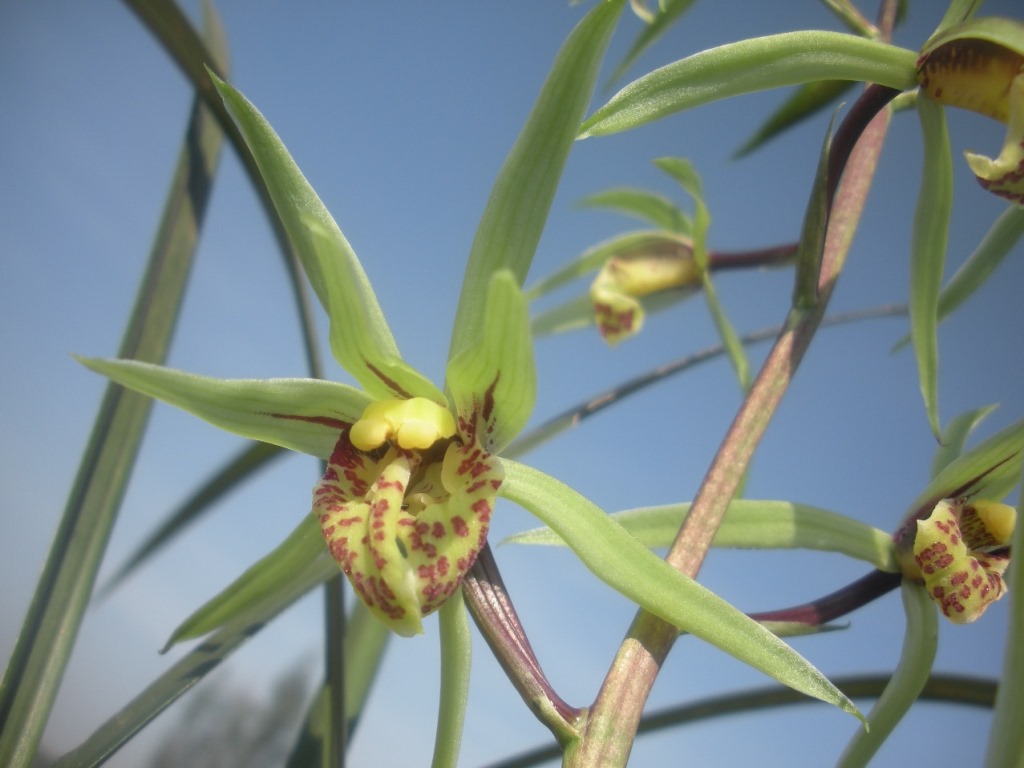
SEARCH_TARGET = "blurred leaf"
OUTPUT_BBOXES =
[54,545,334,768]
[506,499,897,572]
[432,592,471,768]
[102,441,285,594]
[819,0,877,37]
[931,405,999,480]
[893,205,1024,351]
[491,673,996,768]
[448,0,624,361]
[210,75,442,403]
[163,515,332,650]
[0,21,227,765]
[499,460,864,723]
[985,466,1024,766]
[579,31,917,138]
[734,80,854,158]
[76,358,371,460]
[605,0,698,88]
[910,95,953,439]
[577,187,691,233]
[836,582,938,767]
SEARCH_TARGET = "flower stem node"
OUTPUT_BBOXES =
[349,397,457,452]
[904,498,1014,624]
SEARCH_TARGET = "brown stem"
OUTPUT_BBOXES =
[708,242,798,272]
[569,50,901,768]
[748,569,903,626]
[462,545,581,743]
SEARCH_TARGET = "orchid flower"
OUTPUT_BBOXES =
[77,9,865,722]
[917,17,1024,205]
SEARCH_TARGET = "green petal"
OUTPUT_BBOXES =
[500,460,864,722]
[910,94,953,439]
[447,272,536,453]
[77,357,370,458]
[506,499,898,572]
[579,31,917,138]
[210,73,442,402]
[163,514,335,649]
[448,0,624,362]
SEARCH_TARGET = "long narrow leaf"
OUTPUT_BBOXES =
[930,405,999,480]
[499,460,864,722]
[604,0,697,89]
[577,188,691,233]
[0,26,227,766]
[734,80,854,159]
[431,592,472,768]
[102,441,285,594]
[506,499,897,572]
[910,94,953,439]
[448,0,624,361]
[579,31,917,138]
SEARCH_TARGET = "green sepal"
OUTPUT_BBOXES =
[447,271,536,453]
[576,188,691,234]
[930,405,999,480]
[910,94,953,439]
[506,499,898,572]
[209,73,441,402]
[77,357,370,459]
[431,591,471,768]
[836,582,938,767]
[579,31,917,138]
[500,460,865,724]
[895,417,1024,541]
[162,514,335,650]
[448,0,624,361]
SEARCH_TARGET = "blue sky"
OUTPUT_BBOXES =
[2,2,1023,766]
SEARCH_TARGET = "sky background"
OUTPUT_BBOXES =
[2,2,1023,766]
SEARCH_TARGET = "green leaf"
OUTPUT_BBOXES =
[892,205,1024,351]
[101,441,285,594]
[910,95,953,439]
[499,461,864,722]
[734,80,855,159]
[210,74,442,403]
[506,499,898,572]
[447,272,536,453]
[836,582,938,768]
[76,358,370,459]
[448,0,624,361]
[431,592,471,768]
[577,187,691,233]
[579,31,917,138]
[163,514,334,649]
[0,41,227,766]
[931,405,999,480]
[604,0,697,88]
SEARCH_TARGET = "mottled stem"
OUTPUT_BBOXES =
[568,73,902,768]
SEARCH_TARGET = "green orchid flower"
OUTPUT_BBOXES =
[917,17,1024,205]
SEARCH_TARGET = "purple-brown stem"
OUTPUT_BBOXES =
[748,569,903,626]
